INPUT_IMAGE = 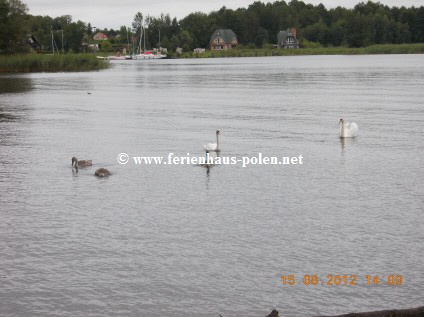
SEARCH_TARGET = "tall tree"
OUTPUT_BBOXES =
[0,0,29,52]
[132,12,143,36]
[63,20,86,52]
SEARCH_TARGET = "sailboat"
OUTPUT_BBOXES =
[123,27,134,59]
[134,27,166,59]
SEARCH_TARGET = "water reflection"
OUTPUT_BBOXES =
[203,164,213,177]
[0,77,32,126]
[198,151,221,181]
[0,111,17,122]
[339,137,358,152]
[0,106,29,148]
[0,77,32,94]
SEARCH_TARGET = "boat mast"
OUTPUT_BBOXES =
[126,26,131,55]
[143,25,146,52]
[138,24,142,54]
[51,27,54,54]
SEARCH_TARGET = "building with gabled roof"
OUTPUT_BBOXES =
[277,28,299,49]
[93,32,108,41]
[210,29,238,50]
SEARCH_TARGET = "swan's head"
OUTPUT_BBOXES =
[71,157,78,167]
[339,118,344,124]
[216,129,220,135]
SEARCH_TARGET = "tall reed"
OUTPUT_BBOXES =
[0,54,109,72]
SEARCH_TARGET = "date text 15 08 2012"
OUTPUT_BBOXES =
[281,274,403,286]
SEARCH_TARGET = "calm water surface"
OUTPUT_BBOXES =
[0,55,423,317]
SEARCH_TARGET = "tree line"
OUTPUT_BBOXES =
[1,0,423,54]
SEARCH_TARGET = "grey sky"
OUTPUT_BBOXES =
[24,0,423,30]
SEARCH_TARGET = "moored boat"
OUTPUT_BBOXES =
[134,51,166,59]
[106,53,126,60]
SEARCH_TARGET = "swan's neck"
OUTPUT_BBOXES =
[216,133,220,149]
[340,121,344,138]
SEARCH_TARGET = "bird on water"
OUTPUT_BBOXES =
[339,118,358,138]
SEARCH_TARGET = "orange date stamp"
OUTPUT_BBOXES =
[281,274,403,286]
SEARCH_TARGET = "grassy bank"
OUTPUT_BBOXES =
[178,43,424,58]
[0,54,109,72]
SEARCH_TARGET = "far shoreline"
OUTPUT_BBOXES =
[175,43,424,59]
[0,43,423,73]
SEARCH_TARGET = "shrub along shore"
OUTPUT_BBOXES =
[177,43,424,58]
[0,54,109,72]
[0,44,423,72]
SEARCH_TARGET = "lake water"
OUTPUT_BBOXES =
[0,55,423,317]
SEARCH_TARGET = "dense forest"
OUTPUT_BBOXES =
[1,0,423,54]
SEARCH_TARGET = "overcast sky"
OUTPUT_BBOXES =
[24,0,423,30]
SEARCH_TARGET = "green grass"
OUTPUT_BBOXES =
[0,54,110,72]
[178,43,424,58]
[361,43,424,54]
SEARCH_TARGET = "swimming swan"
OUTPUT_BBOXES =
[339,118,358,138]
[95,168,111,177]
[72,157,92,168]
[204,129,221,153]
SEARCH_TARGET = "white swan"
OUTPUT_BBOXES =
[204,129,221,153]
[339,118,358,138]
